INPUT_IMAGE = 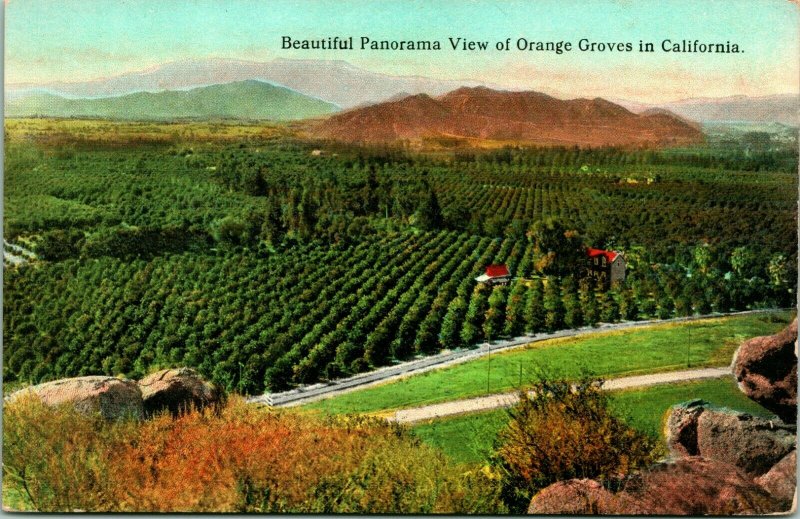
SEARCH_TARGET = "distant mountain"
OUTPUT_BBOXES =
[7,58,499,109]
[310,86,704,147]
[616,94,799,125]
[5,80,339,121]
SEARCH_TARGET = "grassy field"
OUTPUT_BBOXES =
[411,377,778,464]
[304,311,793,415]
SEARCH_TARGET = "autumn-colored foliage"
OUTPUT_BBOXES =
[2,396,504,513]
[493,378,660,512]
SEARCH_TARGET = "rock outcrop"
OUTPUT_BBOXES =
[666,400,796,476]
[138,367,225,417]
[6,376,143,420]
[755,450,797,505]
[528,479,630,514]
[529,457,781,515]
[732,319,797,423]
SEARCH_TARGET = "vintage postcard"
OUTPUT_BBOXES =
[3,0,798,514]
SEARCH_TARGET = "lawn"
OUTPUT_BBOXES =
[304,311,792,415]
[410,376,778,465]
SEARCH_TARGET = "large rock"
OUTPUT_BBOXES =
[666,401,795,476]
[755,450,797,505]
[529,457,785,515]
[665,399,705,456]
[628,457,784,515]
[6,376,143,420]
[732,319,797,423]
[138,367,224,417]
[528,479,634,514]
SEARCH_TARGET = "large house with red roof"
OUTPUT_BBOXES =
[475,264,511,286]
[586,248,626,286]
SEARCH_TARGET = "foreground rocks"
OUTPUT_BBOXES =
[666,400,795,476]
[6,376,144,420]
[6,368,225,420]
[732,318,797,423]
[529,457,782,515]
[138,367,225,417]
[530,319,798,515]
[755,450,797,504]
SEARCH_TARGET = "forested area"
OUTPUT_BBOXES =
[4,119,797,393]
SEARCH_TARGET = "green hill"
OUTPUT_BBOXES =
[5,80,340,121]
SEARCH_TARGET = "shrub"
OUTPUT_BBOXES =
[492,377,660,512]
[3,397,505,513]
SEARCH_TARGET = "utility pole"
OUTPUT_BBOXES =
[686,327,691,368]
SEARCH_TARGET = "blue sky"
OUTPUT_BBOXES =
[6,0,799,101]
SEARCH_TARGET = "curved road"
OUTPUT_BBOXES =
[388,367,731,423]
[248,309,780,408]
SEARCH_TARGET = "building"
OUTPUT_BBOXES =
[475,264,511,286]
[586,248,626,286]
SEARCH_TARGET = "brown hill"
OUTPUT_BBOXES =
[310,86,704,147]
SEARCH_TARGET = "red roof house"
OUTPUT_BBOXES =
[587,248,619,263]
[476,264,511,285]
[586,248,626,285]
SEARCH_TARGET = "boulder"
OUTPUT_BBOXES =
[665,399,705,456]
[6,376,143,420]
[628,457,784,515]
[527,479,634,515]
[529,457,785,515]
[696,408,796,476]
[755,450,797,505]
[666,402,795,476]
[732,319,797,423]
[138,367,224,417]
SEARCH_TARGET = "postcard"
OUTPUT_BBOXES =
[3,0,798,514]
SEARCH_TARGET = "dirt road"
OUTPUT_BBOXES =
[388,367,731,423]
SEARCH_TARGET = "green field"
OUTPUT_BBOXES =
[304,312,793,415]
[411,377,777,464]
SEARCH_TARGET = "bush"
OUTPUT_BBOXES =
[492,377,660,512]
[3,397,505,513]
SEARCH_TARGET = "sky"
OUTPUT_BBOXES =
[5,0,800,102]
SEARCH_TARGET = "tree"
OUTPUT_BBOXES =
[529,218,584,277]
[439,296,467,349]
[483,287,508,342]
[211,216,250,246]
[561,276,583,329]
[523,280,545,333]
[579,277,599,326]
[494,377,659,512]
[461,286,490,345]
[542,277,564,332]
[414,183,443,230]
[503,282,527,337]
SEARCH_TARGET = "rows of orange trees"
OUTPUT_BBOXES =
[3,127,797,393]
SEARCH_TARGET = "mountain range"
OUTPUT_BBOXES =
[6,58,798,136]
[5,80,339,121]
[310,87,704,147]
[615,94,799,126]
[7,58,496,110]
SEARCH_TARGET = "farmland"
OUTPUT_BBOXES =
[3,118,797,394]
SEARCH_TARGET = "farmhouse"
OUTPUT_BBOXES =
[475,264,511,286]
[586,248,626,286]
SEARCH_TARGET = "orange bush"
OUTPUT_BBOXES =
[3,397,504,513]
[493,378,659,512]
